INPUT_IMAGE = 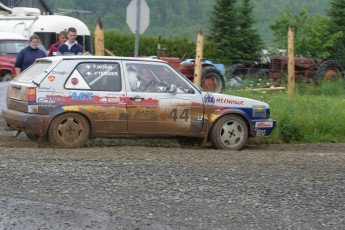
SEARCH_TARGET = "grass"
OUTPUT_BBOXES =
[224,80,345,144]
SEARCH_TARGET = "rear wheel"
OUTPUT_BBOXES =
[314,59,344,83]
[209,115,248,151]
[201,68,225,93]
[49,113,90,148]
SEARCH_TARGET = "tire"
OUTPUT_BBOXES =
[201,68,225,93]
[231,63,247,77]
[209,115,248,151]
[314,59,344,83]
[49,113,90,148]
[2,73,13,82]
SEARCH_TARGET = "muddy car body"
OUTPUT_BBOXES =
[2,56,275,150]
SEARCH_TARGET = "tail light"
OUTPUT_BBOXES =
[25,88,36,102]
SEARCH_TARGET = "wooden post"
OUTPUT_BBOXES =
[287,26,295,96]
[157,35,161,57]
[94,16,104,56]
[194,31,204,87]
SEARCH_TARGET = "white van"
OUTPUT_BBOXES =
[0,7,92,54]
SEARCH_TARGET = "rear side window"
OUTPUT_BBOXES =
[65,62,122,91]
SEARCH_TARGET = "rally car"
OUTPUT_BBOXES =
[2,56,275,150]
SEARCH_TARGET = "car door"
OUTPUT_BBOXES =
[123,60,204,135]
[64,60,127,134]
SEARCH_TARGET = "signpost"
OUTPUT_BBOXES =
[126,0,150,57]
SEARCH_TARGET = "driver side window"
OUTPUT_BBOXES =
[126,63,193,94]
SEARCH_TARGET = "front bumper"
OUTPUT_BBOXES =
[251,119,276,137]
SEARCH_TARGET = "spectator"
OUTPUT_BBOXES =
[57,27,83,55]
[48,30,68,56]
[15,34,47,75]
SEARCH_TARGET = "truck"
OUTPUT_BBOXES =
[0,7,92,53]
[230,55,344,86]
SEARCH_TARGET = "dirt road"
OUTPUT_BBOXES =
[0,133,345,229]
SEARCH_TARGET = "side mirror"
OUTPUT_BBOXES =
[169,84,177,94]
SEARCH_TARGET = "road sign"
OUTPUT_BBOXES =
[126,0,150,34]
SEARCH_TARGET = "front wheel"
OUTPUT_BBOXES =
[49,113,90,148]
[209,115,248,151]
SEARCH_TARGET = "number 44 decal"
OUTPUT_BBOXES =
[168,108,190,121]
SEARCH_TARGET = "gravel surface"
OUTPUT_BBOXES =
[0,137,345,229]
[1,82,345,229]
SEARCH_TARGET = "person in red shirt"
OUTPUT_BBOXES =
[48,30,68,56]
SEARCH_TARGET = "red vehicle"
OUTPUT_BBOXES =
[231,55,344,85]
[0,32,29,81]
[0,32,47,82]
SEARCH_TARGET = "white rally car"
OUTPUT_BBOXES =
[2,56,275,150]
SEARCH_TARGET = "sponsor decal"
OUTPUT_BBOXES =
[216,98,244,105]
[204,94,215,105]
[48,76,55,82]
[37,86,53,93]
[99,97,121,104]
[255,121,273,128]
[107,97,120,103]
[100,97,107,103]
[134,109,156,119]
[51,70,68,75]
[37,96,66,103]
[71,92,93,101]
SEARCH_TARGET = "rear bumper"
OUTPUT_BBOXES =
[2,109,51,136]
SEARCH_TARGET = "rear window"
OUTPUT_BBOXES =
[0,40,27,55]
[13,61,52,83]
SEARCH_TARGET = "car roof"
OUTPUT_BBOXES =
[0,32,27,40]
[40,55,167,63]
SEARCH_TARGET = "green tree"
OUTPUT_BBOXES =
[328,0,345,64]
[236,0,263,60]
[208,0,263,65]
[269,5,339,58]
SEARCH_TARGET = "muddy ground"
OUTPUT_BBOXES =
[0,129,345,229]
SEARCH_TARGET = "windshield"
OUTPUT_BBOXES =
[0,40,27,55]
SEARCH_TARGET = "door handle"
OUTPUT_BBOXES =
[129,96,144,101]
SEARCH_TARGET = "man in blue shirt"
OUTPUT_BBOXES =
[57,27,83,55]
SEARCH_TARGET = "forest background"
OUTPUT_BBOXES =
[44,0,330,46]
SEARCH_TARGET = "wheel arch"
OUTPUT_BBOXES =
[207,110,253,140]
[45,109,93,137]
